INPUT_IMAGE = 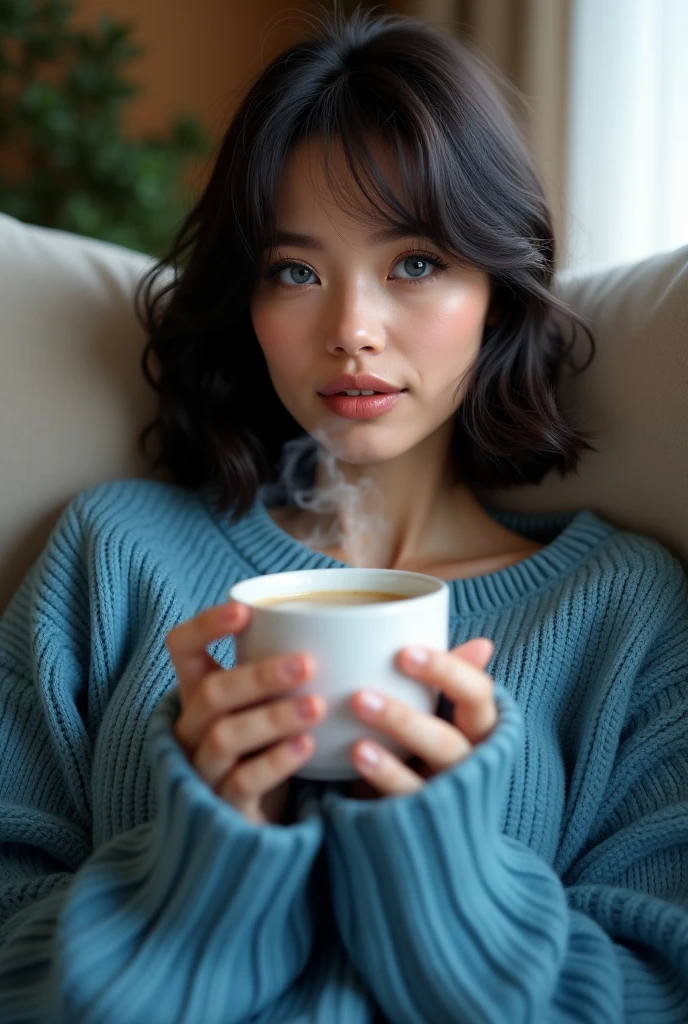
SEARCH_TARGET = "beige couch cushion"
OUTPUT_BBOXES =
[475,244,688,567]
[0,210,686,614]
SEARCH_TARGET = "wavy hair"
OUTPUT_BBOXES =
[134,3,597,524]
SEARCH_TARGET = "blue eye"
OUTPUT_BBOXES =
[263,250,450,289]
[393,255,440,280]
[268,263,316,287]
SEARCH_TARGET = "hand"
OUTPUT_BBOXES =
[347,638,497,799]
[166,601,326,824]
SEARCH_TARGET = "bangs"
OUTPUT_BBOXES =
[253,80,468,268]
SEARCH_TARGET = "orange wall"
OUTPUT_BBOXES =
[69,0,315,193]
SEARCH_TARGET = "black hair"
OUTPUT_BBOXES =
[134,3,597,523]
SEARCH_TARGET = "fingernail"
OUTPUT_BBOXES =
[358,690,385,713]
[404,647,429,666]
[357,743,381,766]
[283,655,304,680]
[290,734,310,754]
[296,695,318,719]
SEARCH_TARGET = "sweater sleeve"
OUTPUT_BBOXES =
[321,564,688,1024]
[0,502,325,1024]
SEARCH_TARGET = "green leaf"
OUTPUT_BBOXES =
[41,0,77,28]
[58,190,104,233]
[24,29,67,61]
[18,81,61,116]
[0,0,35,34]
[171,112,213,154]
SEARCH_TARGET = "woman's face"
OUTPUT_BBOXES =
[250,136,494,467]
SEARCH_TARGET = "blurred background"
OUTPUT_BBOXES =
[0,0,685,272]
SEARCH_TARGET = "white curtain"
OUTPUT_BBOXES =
[405,0,571,264]
[565,0,688,273]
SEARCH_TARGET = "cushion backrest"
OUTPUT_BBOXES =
[1,210,686,614]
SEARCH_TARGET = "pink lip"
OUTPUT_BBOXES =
[319,391,406,420]
[319,374,402,396]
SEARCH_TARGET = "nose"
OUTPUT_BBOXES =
[323,284,386,357]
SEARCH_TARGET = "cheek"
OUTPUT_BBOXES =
[251,303,279,350]
[399,291,487,362]
[251,304,301,368]
[250,303,315,406]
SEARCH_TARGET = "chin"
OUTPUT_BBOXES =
[317,443,409,467]
[305,422,410,463]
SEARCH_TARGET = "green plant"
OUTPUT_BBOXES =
[0,0,214,257]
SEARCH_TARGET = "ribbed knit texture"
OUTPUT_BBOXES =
[1,476,688,1023]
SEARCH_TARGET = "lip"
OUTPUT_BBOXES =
[318,374,403,396]
[319,391,406,420]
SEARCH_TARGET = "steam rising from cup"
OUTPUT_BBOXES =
[259,419,388,568]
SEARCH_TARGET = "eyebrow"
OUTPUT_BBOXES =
[262,226,426,251]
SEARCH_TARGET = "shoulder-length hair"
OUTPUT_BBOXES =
[134,3,597,524]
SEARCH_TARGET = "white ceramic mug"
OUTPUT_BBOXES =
[228,567,450,780]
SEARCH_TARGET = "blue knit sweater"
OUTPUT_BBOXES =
[1,477,688,1023]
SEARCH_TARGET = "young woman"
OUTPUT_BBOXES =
[1,6,687,1023]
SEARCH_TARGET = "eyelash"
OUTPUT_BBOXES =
[262,250,451,289]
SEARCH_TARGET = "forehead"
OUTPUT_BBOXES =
[272,135,403,238]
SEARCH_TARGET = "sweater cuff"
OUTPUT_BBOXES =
[142,686,326,1018]
[320,685,563,1022]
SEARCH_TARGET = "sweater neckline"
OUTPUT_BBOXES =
[198,481,616,617]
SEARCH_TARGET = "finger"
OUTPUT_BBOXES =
[217,733,316,811]
[452,637,495,669]
[174,650,315,752]
[352,690,472,774]
[351,740,425,797]
[192,692,326,789]
[397,645,497,744]
[165,601,251,700]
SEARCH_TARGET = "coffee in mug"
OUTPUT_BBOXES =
[253,589,408,608]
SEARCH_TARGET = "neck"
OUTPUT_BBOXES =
[289,423,503,571]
